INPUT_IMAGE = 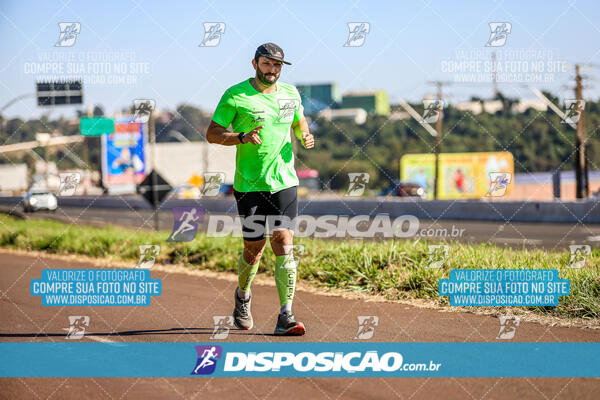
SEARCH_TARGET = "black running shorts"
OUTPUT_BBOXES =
[233,186,298,241]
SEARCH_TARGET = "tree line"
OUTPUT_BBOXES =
[1,96,598,191]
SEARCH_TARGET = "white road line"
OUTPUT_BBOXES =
[85,335,117,343]
[62,328,116,343]
[586,236,600,242]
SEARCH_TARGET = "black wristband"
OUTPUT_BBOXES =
[237,132,246,143]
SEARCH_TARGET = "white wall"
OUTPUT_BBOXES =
[153,142,236,186]
[0,164,28,192]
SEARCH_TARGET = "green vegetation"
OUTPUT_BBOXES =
[297,99,600,190]
[2,215,598,320]
[2,97,599,190]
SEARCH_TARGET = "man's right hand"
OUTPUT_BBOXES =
[241,126,263,145]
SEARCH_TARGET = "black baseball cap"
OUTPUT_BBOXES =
[255,42,291,65]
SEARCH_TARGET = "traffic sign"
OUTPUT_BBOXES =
[80,117,114,136]
[36,80,83,106]
[137,170,172,208]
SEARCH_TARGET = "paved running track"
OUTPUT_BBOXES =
[1,251,599,399]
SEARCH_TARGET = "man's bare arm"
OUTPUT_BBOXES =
[206,121,262,146]
[292,117,314,149]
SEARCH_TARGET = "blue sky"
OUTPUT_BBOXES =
[1,0,600,119]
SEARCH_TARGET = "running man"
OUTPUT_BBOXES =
[206,43,314,336]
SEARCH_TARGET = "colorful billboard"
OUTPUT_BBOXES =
[400,152,514,199]
[101,119,147,192]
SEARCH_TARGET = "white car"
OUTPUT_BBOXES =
[23,189,58,212]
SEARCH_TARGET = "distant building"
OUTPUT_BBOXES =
[456,101,483,115]
[512,99,547,113]
[388,104,410,120]
[388,111,410,121]
[483,100,503,114]
[318,108,368,125]
[342,90,390,116]
[455,100,503,115]
[296,83,340,115]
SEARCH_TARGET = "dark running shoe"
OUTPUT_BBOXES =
[274,311,306,336]
[233,288,253,330]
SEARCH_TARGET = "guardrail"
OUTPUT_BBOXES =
[0,196,598,223]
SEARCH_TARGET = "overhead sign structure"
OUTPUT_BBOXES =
[80,117,114,136]
[36,80,83,106]
[101,119,147,194]
[400,152,514,200]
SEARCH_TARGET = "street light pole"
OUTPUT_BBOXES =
[431,82,446,200]
[149,110,159,231]
[574,64,588,199]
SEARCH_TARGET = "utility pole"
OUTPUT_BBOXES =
[434,84,443,200]
[81,105,92,194]
[149,110,159,231]
[574,64,588,199]
[44,145,50,188]
[491,52,499,99]
[427,81,450,199]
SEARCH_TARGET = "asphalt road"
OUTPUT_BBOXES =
[12,206,600,250]
[1,251,599,399]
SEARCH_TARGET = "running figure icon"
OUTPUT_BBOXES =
[168,207,203,242]
[193,347,218,373]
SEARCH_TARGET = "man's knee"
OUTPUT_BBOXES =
[243,240,266,264]
[272,229,293,240]
[270,230,294,251]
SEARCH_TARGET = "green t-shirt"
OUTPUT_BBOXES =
[212,78,304,192]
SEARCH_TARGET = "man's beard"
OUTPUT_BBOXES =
[256,68,279,86]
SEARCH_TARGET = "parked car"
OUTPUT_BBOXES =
[23,188,58,212]
[218,184,234,196]
[380,181,427,199]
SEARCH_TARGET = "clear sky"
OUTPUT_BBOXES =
[1,0,600,119]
